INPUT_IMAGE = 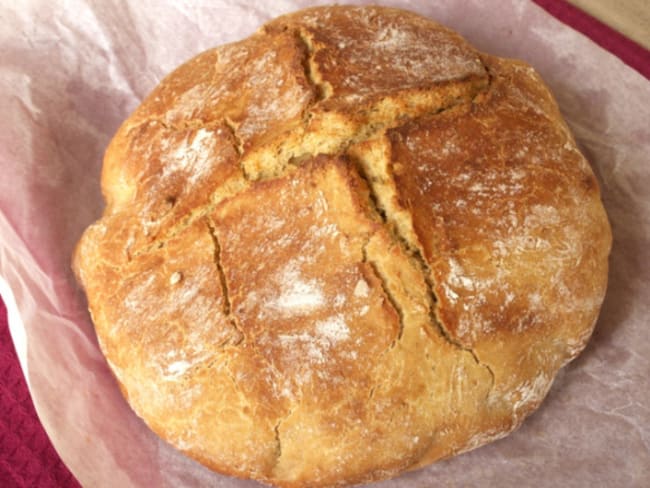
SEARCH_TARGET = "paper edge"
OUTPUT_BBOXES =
[1,276,29,385]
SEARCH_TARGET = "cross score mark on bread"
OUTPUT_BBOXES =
[73,6,611,487]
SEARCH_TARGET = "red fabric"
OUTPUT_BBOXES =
[0,301,81,487]
[533,0,650,79]
[0,2,647,486]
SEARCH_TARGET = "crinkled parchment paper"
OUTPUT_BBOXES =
[1,1,648,486]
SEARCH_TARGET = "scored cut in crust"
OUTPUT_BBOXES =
[73,6,611,487]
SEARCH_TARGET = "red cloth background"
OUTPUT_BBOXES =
[0,1,648,487]
[0,300,81,488]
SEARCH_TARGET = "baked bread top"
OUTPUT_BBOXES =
[73,6,611,487]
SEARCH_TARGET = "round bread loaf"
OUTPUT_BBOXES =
[74,6,612,487]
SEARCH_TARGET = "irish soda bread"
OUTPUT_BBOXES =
[73,6,611,487]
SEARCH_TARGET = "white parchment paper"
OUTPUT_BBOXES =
[1,1,648,486]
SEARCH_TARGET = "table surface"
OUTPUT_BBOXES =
[0,1,648,487]
[568,0,650,49]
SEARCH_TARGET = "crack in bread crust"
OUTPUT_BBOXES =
[361,242,405,343]
[223,117,244,156]
[295,28,331,102]
[206,218,244,345]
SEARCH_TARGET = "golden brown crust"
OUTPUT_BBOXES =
[73,6,612,487]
